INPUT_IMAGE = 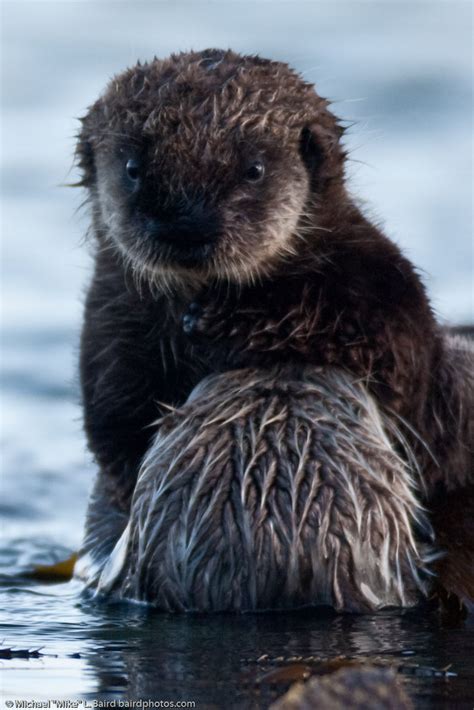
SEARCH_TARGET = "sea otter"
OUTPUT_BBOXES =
[75,49,473,611]
[76,365,432,611]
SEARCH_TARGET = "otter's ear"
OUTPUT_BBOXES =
[299,126,325,178]
[299,121,345,189]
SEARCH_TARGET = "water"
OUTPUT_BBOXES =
[1,1,473,707]
[2,587,474,706]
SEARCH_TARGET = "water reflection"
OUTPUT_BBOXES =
[1,575,473,706]
[80,603,474,707]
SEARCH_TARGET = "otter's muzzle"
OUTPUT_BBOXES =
[144,208,219,247]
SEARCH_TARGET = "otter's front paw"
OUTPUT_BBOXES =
[182,302,204,336]
[182,301,224,341]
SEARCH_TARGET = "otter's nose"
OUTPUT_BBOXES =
[144,209,219,246]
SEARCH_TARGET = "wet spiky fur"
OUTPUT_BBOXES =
[77,366,433,612]
[76,49,344,291]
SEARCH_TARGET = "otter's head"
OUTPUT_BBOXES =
[77,49,346,289]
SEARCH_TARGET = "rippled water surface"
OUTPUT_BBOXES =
[1,1,473,707]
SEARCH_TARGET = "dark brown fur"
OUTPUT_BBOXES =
[76,50,473,607]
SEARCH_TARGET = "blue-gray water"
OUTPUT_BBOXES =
[1,2,473,706]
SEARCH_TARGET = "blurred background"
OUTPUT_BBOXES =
[0,1,472,701]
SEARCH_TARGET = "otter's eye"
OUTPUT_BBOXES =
[126,158,140,182]
[245,161,265,182]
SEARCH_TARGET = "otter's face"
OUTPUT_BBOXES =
[77,51,344,288]
[92,128,309,284]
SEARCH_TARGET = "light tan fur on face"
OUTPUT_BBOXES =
[209,178,310,287]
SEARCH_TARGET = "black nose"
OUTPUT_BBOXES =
[144,208,219,246]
